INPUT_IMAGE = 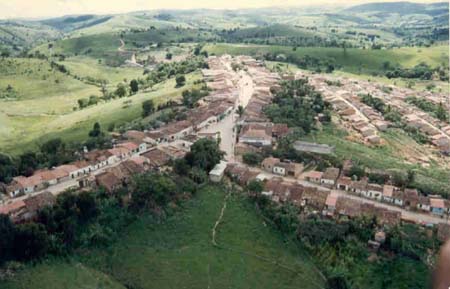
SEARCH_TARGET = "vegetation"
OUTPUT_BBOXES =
[265,78,331,135]
[252,193,440,289]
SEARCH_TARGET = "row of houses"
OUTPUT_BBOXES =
[303,167,450,217]
[302,71,450,153]
[6,141,147,198]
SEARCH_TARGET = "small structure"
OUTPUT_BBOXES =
[293,141,335,155]
[303,171,323,184]
[430,198,446,216]
[209,161,228,183]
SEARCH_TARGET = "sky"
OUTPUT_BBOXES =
[0,0,444,19]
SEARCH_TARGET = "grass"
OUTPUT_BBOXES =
[2,185,323,289]
[205,43,449,74]
[0,68,201,155]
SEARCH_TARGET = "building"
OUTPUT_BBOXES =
[417,196,431,212]
[336,176,352,191]
[382,185,395,203]
[293,141,335,155]
[321,168,340,187]
[325,192,339,215]
[430,198,446,215]
[21,192,56,221]
[261,157,280,173]
[238,124,272,147]
[209,161,228,182]
[366,184,383,200]
[303,171,323,184]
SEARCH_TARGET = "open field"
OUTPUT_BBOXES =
[2,185,323,289]
[0,66,201,154]
[205,43,449,74]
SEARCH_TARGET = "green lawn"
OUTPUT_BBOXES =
[205,43,449,74]
[2,185,323,289]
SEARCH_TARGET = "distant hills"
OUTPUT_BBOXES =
[343,1,449,16]
[0,1,448,52]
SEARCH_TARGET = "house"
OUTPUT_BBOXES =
[271,124,290,139]
[117,142,140,156]
[393,190,404,207]
[430,198,446,216]
[417,196,431,212]
[303,187,329,210]
[336,176,352,191]
[366,184,383,200]
[209,161,228,183]
[336,197,362,218]
[84,150,112,170]
[403,188,419,209]
[324,192,339,215]
[274,162,303,177]
[238,124,272,147]
[22,192,56,221]
[141,149,171,169]
[95,172,122,193]
[321,167,340,187]
[0,200,26,222]
[303,171,323,184]
[382,185,395,203]
[162,120,194,142]
[55,164,80,180]
[72,160,93,177]
[350,179,368,195]
[261,157,280,173]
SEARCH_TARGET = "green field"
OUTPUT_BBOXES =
[2,186,323,289]
[0,56,200,154]
[205,43,449,74]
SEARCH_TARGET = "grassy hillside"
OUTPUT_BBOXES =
[2,186,323,289]
[0,62,200,154]
[205,43,449,74]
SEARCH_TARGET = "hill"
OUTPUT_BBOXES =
[343,1,448,16]
[0,20,60,50]
[2,185,324,289]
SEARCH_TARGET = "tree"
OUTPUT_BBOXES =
[0,214,15,265]
[436,102,448,121]
[130,79,139,94]
[175,74,186,87]
[0,153,18,183]
[115,83,127,98]
[247,180,263,195]
[242,152,263,166]
[185,139,224,172]
[131,173,177,211]
[237,105,244,117]
[165,52,172,60]
[89,122,103,138]
[1,50,10,58]
[13,223,50,261]
[142,99,155,117]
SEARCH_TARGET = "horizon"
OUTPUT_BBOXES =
[0,0,446,20]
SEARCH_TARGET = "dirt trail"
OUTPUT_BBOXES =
[210,190,326,288]
[118,39,125,52]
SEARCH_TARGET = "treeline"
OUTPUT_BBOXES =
[265,78,331,135]
[384,62,448,81]
[263,52,336,73]
[0,138,223,266]
[251,193,439,289]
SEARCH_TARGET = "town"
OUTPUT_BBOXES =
[1,55,449,245]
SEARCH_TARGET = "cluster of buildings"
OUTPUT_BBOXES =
[303,166,450,218]
[301,71,450,152]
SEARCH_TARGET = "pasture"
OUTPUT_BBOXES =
[2,185,323,289]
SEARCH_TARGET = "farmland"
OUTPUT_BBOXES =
[2,185,323,289]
